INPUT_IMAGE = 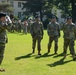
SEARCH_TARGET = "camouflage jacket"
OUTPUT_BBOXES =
[30,21,44,38]
[47,22,60,37]
[62,23,76,40]
[0,21,8,44]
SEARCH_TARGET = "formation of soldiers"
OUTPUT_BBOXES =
[30,15,76,61]
[6,18,32,34]
[0,12,76,72]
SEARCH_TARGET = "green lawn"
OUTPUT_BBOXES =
[0,31,76,75]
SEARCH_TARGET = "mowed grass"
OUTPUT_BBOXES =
[0,30,76,75]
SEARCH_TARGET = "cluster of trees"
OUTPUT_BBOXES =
[0,2,13,14]
[22,0,76,22]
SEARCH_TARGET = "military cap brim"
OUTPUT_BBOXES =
[0,12,6,18]
[35,15,39,19]
[67,16,72,20]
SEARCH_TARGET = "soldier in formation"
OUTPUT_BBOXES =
[0,12,8,72]
[62,16,76,61]
[30,16,44,55]
[47,16,60,54]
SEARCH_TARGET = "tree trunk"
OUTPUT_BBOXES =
[71,0,76,23]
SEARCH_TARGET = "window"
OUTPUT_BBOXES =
[18,12,21,18]
[2,1,5,3]
[18,2,21,7]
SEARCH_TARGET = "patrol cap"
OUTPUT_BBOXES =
[51,15,56,19]
[67,16,72,20]
[35,15,39,19]
[0,12,6,18]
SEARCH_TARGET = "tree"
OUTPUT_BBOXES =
[0,2,13,13]
[22,0,48,21]
[54,0,76,22]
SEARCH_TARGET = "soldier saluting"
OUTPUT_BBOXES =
[47,15,60,54]
[62,16,76,61]
[0,12,8,72]
[30,15,44,55]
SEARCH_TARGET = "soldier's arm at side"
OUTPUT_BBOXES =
[58,24,61,37]
[30,23,34,37]
[41,22,44,36]
[47,24,50,36]
[41,22,44,39]
[74,25,76,39]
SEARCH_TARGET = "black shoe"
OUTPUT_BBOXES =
[0,68,5,72]
[32,51,34,54]
[38,53,41,55]
[32,49,35,54]
[73,58,76,61]
[54,52,58,54]
[48,50,50,53]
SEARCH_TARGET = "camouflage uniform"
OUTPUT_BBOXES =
[62,22,76,59]
[47,22,60,54]
[30,21,44,55]
[0,21,8,65]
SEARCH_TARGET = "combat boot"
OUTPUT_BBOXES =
[38,51,41,55]
[0,68,5,72]
[72,55,76,61]
[32,49,35,54]
[54,45,58,54]
[48,49,50,53]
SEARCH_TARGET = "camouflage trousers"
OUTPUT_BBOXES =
[63,39,75,56]
[32,37,42,51]
[48,36,58,53]
[0,45,5,65]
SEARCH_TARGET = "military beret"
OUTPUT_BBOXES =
[67,16,72,20]
[0,12,6,18]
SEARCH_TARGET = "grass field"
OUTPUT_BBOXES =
[0,30,76,75]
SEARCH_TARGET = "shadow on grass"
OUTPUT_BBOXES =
[53,53,64,58]
[35,53,55,59]
[15,53,33,60]
[53,53,70,58]
[47,58,72,67]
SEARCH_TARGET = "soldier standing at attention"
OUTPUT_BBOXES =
[47,16,60,54]
[62,16,76,61]
[30,16,44,55]
[0,13,7,72]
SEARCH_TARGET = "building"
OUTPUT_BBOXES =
[13,0,26,19]
[0,0,10,3]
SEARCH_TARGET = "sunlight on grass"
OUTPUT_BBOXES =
[0,31,76,75]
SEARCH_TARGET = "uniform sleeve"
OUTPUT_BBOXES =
[41,22,44,36]
[58,24,61,37]
[30,23,34,35]
[74,25,76,39]
[47,24,50,36]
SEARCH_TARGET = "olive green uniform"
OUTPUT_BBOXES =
[62,23,76,59]
[47,22,60,53]
[30,21,44,53]
[0,21,8,65]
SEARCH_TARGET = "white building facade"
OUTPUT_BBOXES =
[13,0,26,19]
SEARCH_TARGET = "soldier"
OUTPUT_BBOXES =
[0,12,8,71]
[62,16,76,61]
[47,16,60,54]
[30,16,44,55]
